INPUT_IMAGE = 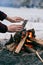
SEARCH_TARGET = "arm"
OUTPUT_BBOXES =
[0,11,23,33]
[6,16,24,23]
[0,22,23,33]
[0,11,24,22]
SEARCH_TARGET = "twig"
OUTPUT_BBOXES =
[36,51,43,62]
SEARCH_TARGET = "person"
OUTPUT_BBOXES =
[0,11,24,33]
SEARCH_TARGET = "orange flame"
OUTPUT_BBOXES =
[25,32,34,48]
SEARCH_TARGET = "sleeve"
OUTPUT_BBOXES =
[0,22,8,33]
[0,11,7,21]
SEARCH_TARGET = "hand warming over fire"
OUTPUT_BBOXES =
[7,24,23,32]
[6,16,24,23]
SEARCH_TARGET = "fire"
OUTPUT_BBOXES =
[29,32,33,38]
[25,44,33,48]
[15,29,35,50]
[24,32,34,48]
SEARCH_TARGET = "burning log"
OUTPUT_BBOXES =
[14,33,28,53]
[5,28,35,52]
[14,28,35,53]
[31,38,43,46]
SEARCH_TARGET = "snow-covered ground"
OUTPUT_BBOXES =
[0,7,43,39]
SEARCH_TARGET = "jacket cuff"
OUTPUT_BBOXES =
[0,11,7,21]
[0,22,8,33]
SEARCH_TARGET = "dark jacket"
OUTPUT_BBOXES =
[0,11,8,33]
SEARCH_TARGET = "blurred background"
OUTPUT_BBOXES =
[0,0,43,39]
[0,0,43,8]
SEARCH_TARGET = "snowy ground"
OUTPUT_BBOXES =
[0,7,43,39]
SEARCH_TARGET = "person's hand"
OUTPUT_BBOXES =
[6,16,24,23]
[11,17,24,22]
[7,24,23,32]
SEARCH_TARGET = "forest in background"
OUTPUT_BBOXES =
[0,0,43,8]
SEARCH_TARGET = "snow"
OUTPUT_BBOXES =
[0,7,43,39]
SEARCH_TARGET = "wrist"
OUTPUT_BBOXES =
[6,16,11,22]
[7,26,10,32]
[6,16,15,23]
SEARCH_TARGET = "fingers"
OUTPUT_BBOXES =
[13,25,23,32]
[12,17,24,22]
[8,24,23,32]
[15,17,24,21]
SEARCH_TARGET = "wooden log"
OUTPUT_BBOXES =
[14,34,28,53]
[5,37,43,52]
[6,43,16,51]
[30,38,43,46]
[24,45,43,63]
[34,38,43,45]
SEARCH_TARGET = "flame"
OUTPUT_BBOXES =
[25,44,33,48]
[25,32,33,48]
[16,31,34,50]
[26,39,31,42]
[26,32,33,42]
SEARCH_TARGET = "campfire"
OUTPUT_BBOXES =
[5,28,36,52]
[5,20,43,62]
